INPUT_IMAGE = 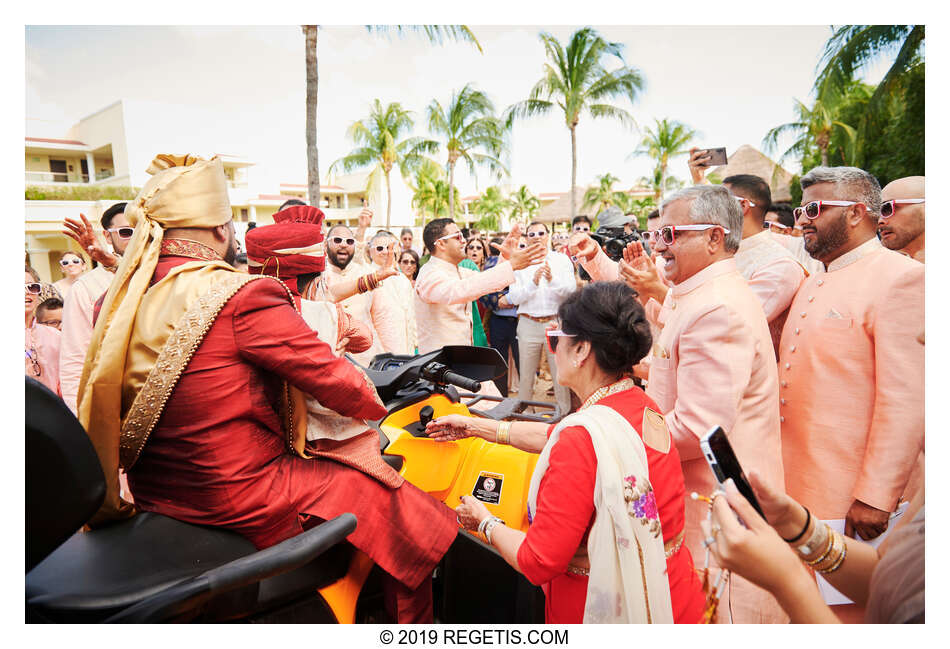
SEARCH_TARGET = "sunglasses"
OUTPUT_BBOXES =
[880,199,925,219]
[399,259,417,265]
[792,200,857,221]
[106,226,135,239]
[60,258,84,266]
[526,230,547,238]
[517,242,527,249]
[735,197,756,208]
[331,236,356,246]
[643,224,730,246]
[436,230,464,243]
[545,328,577,354]
[373,244,393,253]
[572,225,590,232]
[25,282,42,294]
[466,243,483,251]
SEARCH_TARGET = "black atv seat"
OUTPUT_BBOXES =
[26,511,353,623]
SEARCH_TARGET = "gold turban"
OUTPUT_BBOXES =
[77,154,236,525]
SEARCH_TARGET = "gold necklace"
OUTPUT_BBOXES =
[579,377,635,410]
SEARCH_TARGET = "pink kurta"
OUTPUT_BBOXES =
[26,318,61,395]
[371,263,417,355]
[644,258,786,623]
[414,255,514,354]
[779,237,924,520]
[58,265,113,414]
[325,261,400,366]
[734,230,807,354]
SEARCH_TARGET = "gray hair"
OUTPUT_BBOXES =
[800,166,882,222]
[660,185,742,252]
[369,230,397,245]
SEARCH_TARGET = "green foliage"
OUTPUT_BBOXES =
[508,185,541,221]
[795,65,924,186]
[25,185,139,201]
[628,118,697,200]
[410,165,460,219]
[428,84,508,182]
[366,25,483,53]
[470,186,508,231]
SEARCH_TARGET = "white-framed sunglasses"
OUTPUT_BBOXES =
[106,226,135,239]
[880,199,925,219]
[735,197,756,208]
[436,230,464,243]
[643,224,730,246]
[793,200,858,220]
[545,328,576,353]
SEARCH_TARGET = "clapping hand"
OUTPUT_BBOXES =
[498,224,524,260]
[533,262,552,285]
[618,241,666,304]
[62,213,119,268]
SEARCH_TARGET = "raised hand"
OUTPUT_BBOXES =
[498,223,524,260]
[510,241,547,271]
[62,213,119,268]
[355,208,373,242]
[567,232,598,262]
[619,242,667,304]
[688,147,711,185]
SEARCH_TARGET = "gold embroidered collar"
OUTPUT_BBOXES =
[580,377,636,411]
[160,238,223,262]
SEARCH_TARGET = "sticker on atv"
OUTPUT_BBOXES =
[472,471,504,505]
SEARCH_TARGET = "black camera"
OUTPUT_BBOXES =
[589,226,650,261]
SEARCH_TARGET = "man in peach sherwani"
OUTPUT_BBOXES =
[635,185,787,624]
[780,167,924,557]
[414,220,544,354]
[324,224,400,367]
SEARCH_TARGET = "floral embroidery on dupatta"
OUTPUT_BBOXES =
[623,474,661,538]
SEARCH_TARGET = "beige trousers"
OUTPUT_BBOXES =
[516,316,571,416]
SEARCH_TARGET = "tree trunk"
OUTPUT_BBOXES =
[448,161,456,222]
[385,169,392,231]
[659,164,668,202]
[820,145,829,167]
[304,26,321,209]
[570,125,578,221]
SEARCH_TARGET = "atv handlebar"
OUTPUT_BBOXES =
[442,371,481,393]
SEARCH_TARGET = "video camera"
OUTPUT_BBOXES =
[590,226,650,261]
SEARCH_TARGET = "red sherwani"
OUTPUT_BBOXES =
[126,256,457,615]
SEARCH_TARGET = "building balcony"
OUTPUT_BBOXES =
[26,171,89,184]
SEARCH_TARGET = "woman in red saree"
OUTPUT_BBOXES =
[427,281,705,623]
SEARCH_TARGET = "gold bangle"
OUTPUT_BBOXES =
[804,525,835,566]
[812,530,843,572]
[496,421,511,445]
[818,535,848,574]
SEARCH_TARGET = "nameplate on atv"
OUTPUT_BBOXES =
[472,471,504,505]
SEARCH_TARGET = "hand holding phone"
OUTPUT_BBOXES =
[700,425,765,519]
[700,147,727,167]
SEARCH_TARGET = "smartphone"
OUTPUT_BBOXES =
[700,147,727,167]
[699,425,765,519]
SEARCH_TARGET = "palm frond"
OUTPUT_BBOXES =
[366,25,482,53]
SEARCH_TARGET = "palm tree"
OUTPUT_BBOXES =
[762,97,857,168]
[815,25,924,109]
[303,25,481,209]
[426,84,508,222]
[410,165,460,220]
[508,185,541,223]
[506,27,643,221]
[329,100,437,230]
[582,173,624,212]
[637,165,686,202]
[629,118,696,202]
[470,186,509,231]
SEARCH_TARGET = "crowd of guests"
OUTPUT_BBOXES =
[24,151,924,624]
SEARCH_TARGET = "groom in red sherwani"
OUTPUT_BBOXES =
[79,154,456,623]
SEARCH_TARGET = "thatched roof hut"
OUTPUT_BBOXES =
[708,145,795,202]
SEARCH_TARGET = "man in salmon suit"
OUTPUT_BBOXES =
[77,154,456,623]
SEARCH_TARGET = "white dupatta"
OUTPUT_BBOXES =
[527,404,674,624]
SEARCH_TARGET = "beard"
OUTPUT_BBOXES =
[329,248,353,270]
[224,229,238,266]
[804,212,849,260]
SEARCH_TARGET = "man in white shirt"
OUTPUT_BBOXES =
[506,221,576,415]
[59,202,132,414]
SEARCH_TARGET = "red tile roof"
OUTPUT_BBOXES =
[25,137,87,146]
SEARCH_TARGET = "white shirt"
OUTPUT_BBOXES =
[58,266,114,414]
[506,250,576,318]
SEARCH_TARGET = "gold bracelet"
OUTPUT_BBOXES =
[804,524,835,567]
[496,421,511,445]
[811,530,843,572]
[818,535,848,574]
